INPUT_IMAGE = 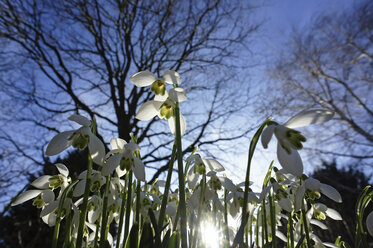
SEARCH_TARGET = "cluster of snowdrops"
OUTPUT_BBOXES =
[12,70,373,248]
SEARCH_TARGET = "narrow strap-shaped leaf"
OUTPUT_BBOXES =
[139,222,154,248]
[295,235,305,248]
[162,229,171,248]
[148,208,162,248]
[125,223,139,248]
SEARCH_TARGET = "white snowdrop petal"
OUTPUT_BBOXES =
[276,231,288,242]
[130,71,157,87]
[133,157,145,181]
[304,177,321,191]
[125,142,140,151]
[88,134,105,166]
[168,114,186,137]
[102,154,122,176]
[204,159,225,172]
[163,70,181,85]
[277,144,303,177]
[110,138,127,150]
[261,125,275,149]
[31,175,52,189]
[115,167,127,178]
[40,200,59,217]
[47,213,57,227]
[11,190,42,206]
[188,188,200,210]
[323,243,340,248]
[41,190,55,203]
[166,201,177,216]
[187,169,199,189]
[220,177,236,192]
[295,185,305,212]
[46,130,74,156]
[366,211,373,237]
[68,114,91,126]
[284,109,334,129]
[310,219,328,230]
[314,203,328,212]
[154,91,169,101]
[320,183,342,203]
[73,180,86,197]
[136,101,162,121]
[278,198,292,212]
[55,163,69,177]
[169,87,187,102]
[325,208,342,220]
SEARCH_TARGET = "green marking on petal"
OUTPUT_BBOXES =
[150,80,166,95]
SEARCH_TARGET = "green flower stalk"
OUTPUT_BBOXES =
[174,102,188,248]
[76,152,93,248]
[157,143,177,229]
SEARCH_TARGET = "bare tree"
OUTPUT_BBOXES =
[0,0,260,203]
[268,1,373,165]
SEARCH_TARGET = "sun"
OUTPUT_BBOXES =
[200,221,221,248]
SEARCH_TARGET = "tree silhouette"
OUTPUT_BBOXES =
[268,1,373,163]
[0,0,260,204]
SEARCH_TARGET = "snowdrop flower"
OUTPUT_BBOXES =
[11,163,69,207]
[304,177,342,203]
[187,154,225,189]
[313,203,342,221]
[130,70,187,136]
[135,88,187,136]
[73,170,106,197]
[261,109,334,177]
[101,138,145,181]
[130,70,181,94]
[46,115,105,166]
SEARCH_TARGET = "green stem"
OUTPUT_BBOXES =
[116,176,128,248]
[262,201,269,245]
[76,152,93,248]
[62,212,72,248]
[235,118,271,247]
[99,175,111,247]
[93,214,100,248]
[158,143,177,229]
[301,202,312,248]
[268,193,276,248]
[174,102,188,248]
[192,175,206,248]
[224,189,230,247]
[123,171,133,243]
[288,211,294,248]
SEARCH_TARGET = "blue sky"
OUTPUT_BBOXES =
[223,0,363,190]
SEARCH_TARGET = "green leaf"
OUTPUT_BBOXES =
[148,208,162,247]
[139,222,154,248]
[167,232,180,248]
[294,235,305,248]
[125,223,139,248]
[162,229,171,248]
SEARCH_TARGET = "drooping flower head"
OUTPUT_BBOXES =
[261,109,334,177]
[46,115,105,166]
[130,70,187,136]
